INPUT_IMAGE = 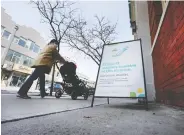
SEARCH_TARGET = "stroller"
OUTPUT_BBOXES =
[55,61,89,100]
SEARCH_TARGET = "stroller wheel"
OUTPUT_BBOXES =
[55,90,62,98]
[71,91,77,100]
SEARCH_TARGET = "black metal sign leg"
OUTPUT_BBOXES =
[145,97,148,111]
[107,98,110,104]
[91,94,95,107]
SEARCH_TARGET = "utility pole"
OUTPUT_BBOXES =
[1,25,19,66]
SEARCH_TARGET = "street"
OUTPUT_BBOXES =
[1,98,184,135]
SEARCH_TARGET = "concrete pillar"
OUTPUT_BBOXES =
[134,1,155,101]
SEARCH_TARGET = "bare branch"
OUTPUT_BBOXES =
[31,0,116,65]
[64,15,117,65]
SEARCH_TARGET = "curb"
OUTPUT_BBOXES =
[1,103,105,124]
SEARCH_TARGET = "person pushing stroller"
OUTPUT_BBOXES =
[17,39,66,99]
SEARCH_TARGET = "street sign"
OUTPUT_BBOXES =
[91,39,148,110]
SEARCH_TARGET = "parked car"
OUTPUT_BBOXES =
[37,83,64,96]
[45,83,64,94]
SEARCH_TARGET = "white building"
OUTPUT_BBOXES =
[1,7,47,90]
[1,7,65,92]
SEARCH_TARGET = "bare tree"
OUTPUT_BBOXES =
[31,0,117,65]
[31,0,76,96]
[63,15,117,65]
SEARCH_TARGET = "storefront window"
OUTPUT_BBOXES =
[1,70,12,87]
[9,73,27,87]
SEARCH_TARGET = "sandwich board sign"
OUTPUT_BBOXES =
[91,39,148,110]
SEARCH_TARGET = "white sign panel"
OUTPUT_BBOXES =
[95,40,145,98]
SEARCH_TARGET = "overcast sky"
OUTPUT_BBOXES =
[1,0,133,81]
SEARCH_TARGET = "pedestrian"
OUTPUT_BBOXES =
[17,39,66,99]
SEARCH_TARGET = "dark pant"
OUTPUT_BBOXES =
[18,67,46,95]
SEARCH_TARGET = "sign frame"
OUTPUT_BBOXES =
[91,39,148,110]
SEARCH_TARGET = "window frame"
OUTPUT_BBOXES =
[33,44,40,53]
[18,37,27,47]
[2,30,11,40]
[1,25,5,36]
[29,41,40,53]
[13,36,20,44]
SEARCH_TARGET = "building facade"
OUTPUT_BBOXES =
[1,7,46,90]
[129,1,184,107]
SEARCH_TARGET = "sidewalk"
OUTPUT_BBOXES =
[1,94,108,123]
[2,102,184,135]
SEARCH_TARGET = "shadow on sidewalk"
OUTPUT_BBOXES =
[107,103,160,111]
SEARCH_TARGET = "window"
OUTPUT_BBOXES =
[5,50,21,64]
[2,30,11,40]
[13,36,19,44]
[5,50,34,67]
[33,44,39,53]
[18,37,27,47]
[29,58,34,66]
[5,50,14,61]
[1,46,5,56]
[29,42,40,53]
[11,52,21,64]
[19,55,34,67]
[21,55,29,66]
[1,26,5,35]
[26,40,32,49]
[30,42,35,51]
[10,73,27,87]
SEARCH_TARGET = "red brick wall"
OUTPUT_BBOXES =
[148,1,163,45]
[152,1,184,107]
